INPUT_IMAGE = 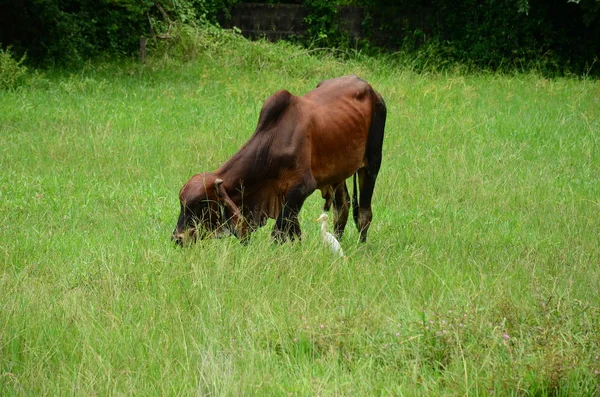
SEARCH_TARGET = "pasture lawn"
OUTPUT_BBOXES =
[1,41,600,395]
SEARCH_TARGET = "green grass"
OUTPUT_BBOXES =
[1,34,600,395]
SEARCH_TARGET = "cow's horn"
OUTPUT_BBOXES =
[214,178,247,240]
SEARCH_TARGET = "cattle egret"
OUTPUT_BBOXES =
[315,213,345,258]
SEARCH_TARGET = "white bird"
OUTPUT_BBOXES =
[315,213,345,258]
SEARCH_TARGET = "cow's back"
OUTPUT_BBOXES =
[301,75,376,188]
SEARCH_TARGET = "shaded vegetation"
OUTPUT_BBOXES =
[0,0,598,75]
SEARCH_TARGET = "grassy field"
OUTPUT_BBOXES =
[1,34,600,395]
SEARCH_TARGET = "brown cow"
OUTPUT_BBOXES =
[172,75,386,245]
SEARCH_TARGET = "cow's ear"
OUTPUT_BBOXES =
[214,179,239,215]
[214,179,229,204]
[214,179,247,240]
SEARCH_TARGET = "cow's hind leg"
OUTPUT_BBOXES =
[356,168,375,243]
[356,94,387,243]
[272,179,316,243]
[332,181,350,239]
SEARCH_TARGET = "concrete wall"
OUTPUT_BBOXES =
[228,3,309,40]
[223,3,432,45]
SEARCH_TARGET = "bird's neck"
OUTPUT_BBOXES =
[320,222,328,237]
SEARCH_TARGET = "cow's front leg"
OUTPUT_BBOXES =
[272,180,316,243]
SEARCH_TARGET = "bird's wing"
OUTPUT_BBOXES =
[325,232,344,257]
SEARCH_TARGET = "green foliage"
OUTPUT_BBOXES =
[0,0,151,66]
[428,0,549,71]
[1,0,598,73]
[0,47,28,90]
[362,0,598,75]
[153,24,345,79]
[294,0,600,75]
[152,23,242,62]
[0,0,238,67]
[303,0,342,47]
[521,0,600,25]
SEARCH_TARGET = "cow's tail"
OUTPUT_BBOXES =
[352,172,359,229]
[353,91,387,236]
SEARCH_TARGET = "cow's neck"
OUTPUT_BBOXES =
[215,138,282,221]
[216,141,270,200]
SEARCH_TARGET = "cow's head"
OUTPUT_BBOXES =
[172,172,246,246]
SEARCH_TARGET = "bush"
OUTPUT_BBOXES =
[0,47,28,90]
[300,0,600,75]
[0,0,238,67]
[303,0,342,47]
